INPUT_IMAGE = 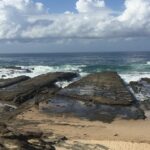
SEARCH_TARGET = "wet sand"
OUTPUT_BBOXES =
[16,106,150,150]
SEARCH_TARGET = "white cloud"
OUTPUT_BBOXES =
[118,0,150,37]
[119,0,150,23]
[0,0,150,42]
[0,0,45,40]
[76,0,106,13]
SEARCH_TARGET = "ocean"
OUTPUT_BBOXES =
[0,51,150,83]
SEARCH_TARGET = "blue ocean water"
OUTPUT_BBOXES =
[0,51,150,82]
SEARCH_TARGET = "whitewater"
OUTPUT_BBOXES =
[1,52,150,84]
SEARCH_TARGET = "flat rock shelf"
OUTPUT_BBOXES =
[58,72,134,105]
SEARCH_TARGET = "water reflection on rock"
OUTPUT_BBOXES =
[41,96,145,123]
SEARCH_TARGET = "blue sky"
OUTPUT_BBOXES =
[34,0,124,13]
[0,0,150,53]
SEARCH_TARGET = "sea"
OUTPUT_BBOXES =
[0,51,150,84]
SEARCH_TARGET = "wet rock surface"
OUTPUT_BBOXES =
[140,100,150,111]
[0,72,77,105]
[130,78,150,101]
[129,78,150,118]
[0,72,144,122]
[0,76,30,89]
[58,72,134,105]
[43,96,145,123]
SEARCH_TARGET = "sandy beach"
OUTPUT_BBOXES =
[16,106,150,150]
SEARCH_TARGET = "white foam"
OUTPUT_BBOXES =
[0,65,86,79]
[121,73,150,101]
[55,77,81,88]
[146,61,150,65]
[1,65,150,86]
[119,72,150,83]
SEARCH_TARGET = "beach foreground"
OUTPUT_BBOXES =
[0,71,150,149]
[17,107,150,150]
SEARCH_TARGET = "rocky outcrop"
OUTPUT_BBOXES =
[0,72,77,105]
[0,123,67,150]
[40,72,145,122]
[0,72,147,149]
[130,78,150,101]
[5,66,22,70]
[5,66,33,73]
[58,72,134,105]
[0,76,30,89]
[129,78,150,118]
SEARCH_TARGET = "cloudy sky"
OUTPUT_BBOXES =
[0,0,150,53]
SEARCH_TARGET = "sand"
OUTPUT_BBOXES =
[16,107,150,150]
[56,140,150,150]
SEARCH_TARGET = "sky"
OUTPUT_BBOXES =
[34,0,124,13]
[0,0,150,53]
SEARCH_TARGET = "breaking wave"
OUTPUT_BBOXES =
[0,65,87,79]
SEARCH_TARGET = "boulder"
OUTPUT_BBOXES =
[0,76,30,89]
[58,72,134,105]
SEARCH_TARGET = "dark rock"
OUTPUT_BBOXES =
[139,100,150,118]
[140,100,150,111]
[129,78,150,118]
[3,131,43,141]
[0,72,78,105]
[130,81,142,94]
[141,78,150,83]
[0,76,30,89]
[41,72,145,122]
[0,103,17,113]
[58,72,134,105]
[5,66,22,70]
[26,69,32,73]
[44,96,145,123]
[4,66,33,73]
[1,75,6,78]
[130,78,150,101]
[0,125,70,150]
[0,123,10,135]
[20,131,43,139]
